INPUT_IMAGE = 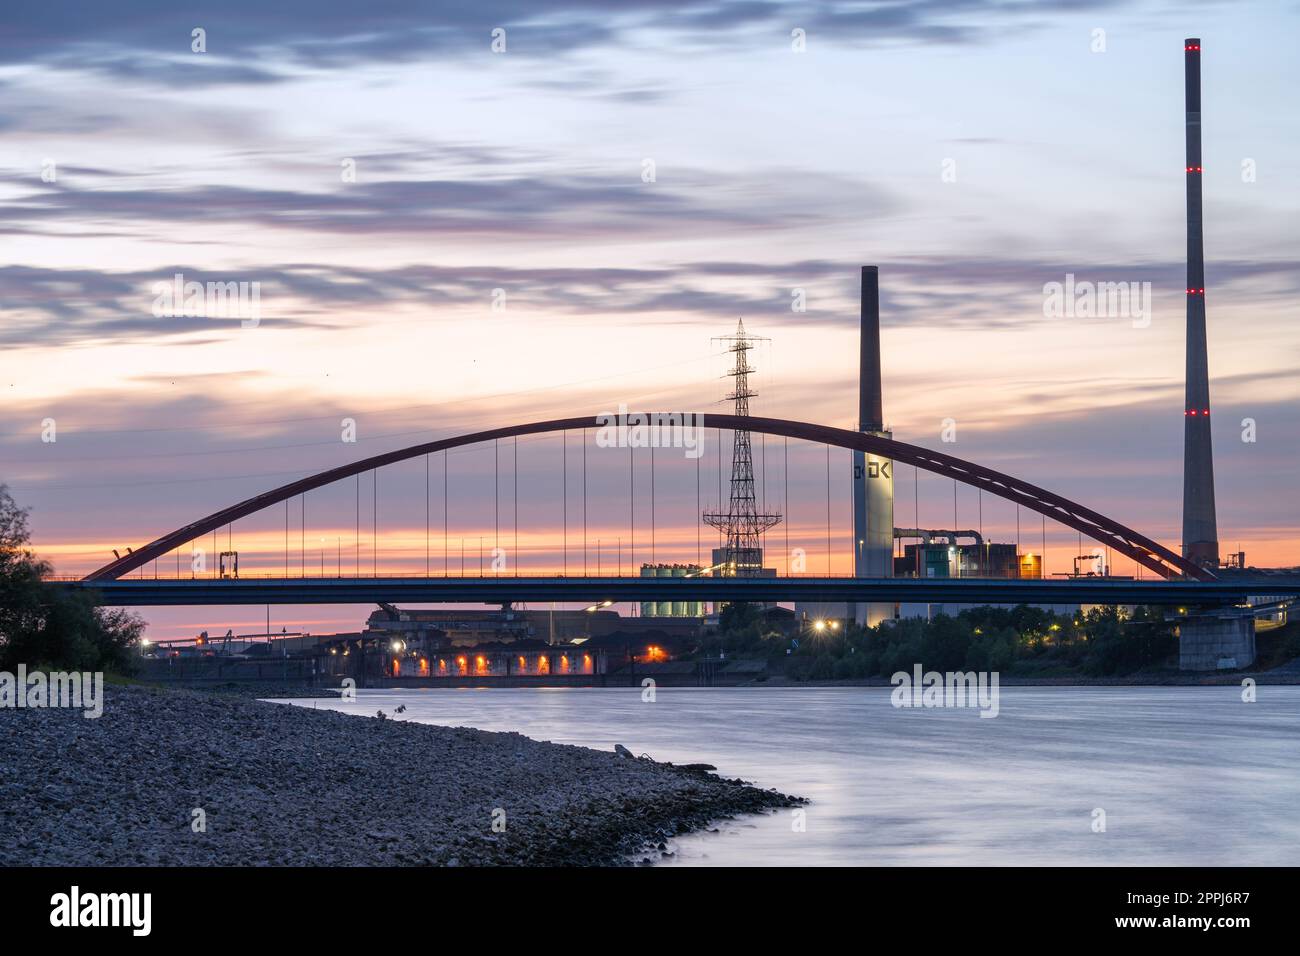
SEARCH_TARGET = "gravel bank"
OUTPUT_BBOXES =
[0,685,801,866]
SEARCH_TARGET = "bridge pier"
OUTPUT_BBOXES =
[1178,613,1254,671]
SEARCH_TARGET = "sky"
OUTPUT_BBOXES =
[1,0,1297,640]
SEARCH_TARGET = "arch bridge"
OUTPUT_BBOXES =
[83,412,1213,589]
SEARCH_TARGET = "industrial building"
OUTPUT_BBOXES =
[795,270,1056,627]
[362,602,700,648]
[340,602,701,680]
[893,532,1032,580]
[638,563,708,617]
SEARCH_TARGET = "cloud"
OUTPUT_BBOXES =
[63,54,290,88]
[4,253,1296,348]
[0,265,324,346]
[0,1,1138,86]
[0,154,901,256]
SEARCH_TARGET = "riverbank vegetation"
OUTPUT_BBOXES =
[0,485,142,673]
[703,602,1196,679]
[1254,621,1300,670]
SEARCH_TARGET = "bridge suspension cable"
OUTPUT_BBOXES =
[783,437,789,575]
[583,429,588,576]
[443,451,449,577]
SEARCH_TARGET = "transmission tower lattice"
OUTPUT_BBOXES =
[703,319,781,576]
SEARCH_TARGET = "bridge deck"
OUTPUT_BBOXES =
[55,576,1290,607]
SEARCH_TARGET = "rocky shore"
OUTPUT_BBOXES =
[0,685,800,866]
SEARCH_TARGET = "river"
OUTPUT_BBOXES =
[285,685,1300,865]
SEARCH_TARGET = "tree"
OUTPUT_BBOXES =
[718,601,760,633]
[0,485,143,672]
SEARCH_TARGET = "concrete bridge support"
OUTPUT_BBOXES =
[1179,613,1254,671]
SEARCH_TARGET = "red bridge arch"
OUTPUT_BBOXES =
[84,413,1213,583]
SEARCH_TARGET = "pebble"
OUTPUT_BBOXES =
[0,685,802,866]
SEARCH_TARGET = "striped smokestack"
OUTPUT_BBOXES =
[1181,37,1219,568]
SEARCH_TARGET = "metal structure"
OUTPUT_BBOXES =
[702,320,781,575]
[84,412,1215,584]
[1182,36,1220,568]
[66,574,1273,609]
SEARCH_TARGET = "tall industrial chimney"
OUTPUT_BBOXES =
[1181,37,1219,568]
[852,266,894,625]
[859,266,884,433]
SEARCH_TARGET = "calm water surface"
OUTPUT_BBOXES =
[283,685,1300,865]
